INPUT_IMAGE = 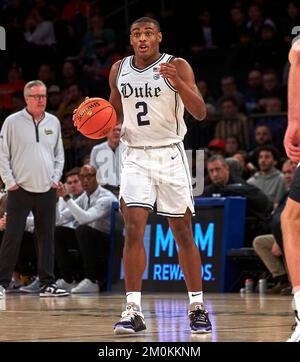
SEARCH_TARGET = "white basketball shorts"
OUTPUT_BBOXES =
[119,142,195,217]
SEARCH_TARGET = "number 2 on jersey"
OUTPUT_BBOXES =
[136,101,150,126]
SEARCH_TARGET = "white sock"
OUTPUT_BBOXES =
[188,291,203,305]
[294,289,300,315]
[126,292,141,310]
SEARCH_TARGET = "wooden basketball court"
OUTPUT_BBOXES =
[0,292,294,342]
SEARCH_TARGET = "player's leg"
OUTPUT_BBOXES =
[281,196,300,342]
[113,199,149,334]
[168,211,212,333]
[114,147,155,334]
[121,199,149,293]
[156,143,211,333]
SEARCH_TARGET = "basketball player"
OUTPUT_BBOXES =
[108,17,212,334]
[281,38,300,342]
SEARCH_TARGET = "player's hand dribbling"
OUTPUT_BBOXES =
[72,96,90,126]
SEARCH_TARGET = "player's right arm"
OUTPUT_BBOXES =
[109,60,124,125]
[284,39,300,162]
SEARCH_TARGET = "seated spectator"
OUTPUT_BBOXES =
[254,96,287,153]
[227,5,247,46]
[253,159,297,294]
[254,24,285,70]
[233,150,255,180]
[24,9,56,47]
[247,146,286,208]
[248,124,273,167]
[246,3,276,40]
[0,65,25,111]
[203,155,273,245]
[196,80,217,107]
[37,64,56,87]
[55,165,117,293]
[259,70,287,110]
[46,85,62,115]
[79,14,116,61]
[244,69,263,114]
[214,96,250,150]
[57,167,83,216]
[90,124,125,197]
[225,157,243,178]
[56,83,85,122]
[217,76,245,110]
[83,39,120,81]
[225,135,240,157]
[207,138,226,157]
[59,60,82,90]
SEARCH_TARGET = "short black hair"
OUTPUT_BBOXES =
[258,145,280,162]
[130,17,161,32]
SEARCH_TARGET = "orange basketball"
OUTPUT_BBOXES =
[73,97,117,139]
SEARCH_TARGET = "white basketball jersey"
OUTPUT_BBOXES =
[116,53,186,147]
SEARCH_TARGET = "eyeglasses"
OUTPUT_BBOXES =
[27,95,47,100]
[79,173,96,180]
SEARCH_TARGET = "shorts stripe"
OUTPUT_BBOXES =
[126,202,154,210]
[157,210,196,217]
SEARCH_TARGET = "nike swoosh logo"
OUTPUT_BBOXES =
[126,292,133,296]
[171,153,179,160]
[191,292,202,297]
[122,72,131,76]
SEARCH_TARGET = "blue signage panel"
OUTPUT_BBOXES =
[108,197,245,292]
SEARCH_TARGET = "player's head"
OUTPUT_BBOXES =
[130,17,162,59]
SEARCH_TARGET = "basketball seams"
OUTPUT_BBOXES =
[77,105,111,130]
[85,107,115,136]
[74,97,117,139]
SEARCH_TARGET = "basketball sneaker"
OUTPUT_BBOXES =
[20,277,40,293]
[114,303,146,334]
[40,283,69,297]
[56,278,77,292]
[188,303,212,334]
[287,310,300,342]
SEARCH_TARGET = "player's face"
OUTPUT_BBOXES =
[130,22,162,60]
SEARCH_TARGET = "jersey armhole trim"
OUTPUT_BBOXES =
[116,58,126,86]
[163,55,177,92]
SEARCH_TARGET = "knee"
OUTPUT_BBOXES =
[125,219,142,237]
[253,236,264,251]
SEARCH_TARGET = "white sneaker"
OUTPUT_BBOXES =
[0,285,5,299]
[20,277,40,293]
[56,278,77,292]
[287,311,300,342]
[71,278,98,294]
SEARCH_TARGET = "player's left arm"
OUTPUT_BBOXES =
[160,58,206,121]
